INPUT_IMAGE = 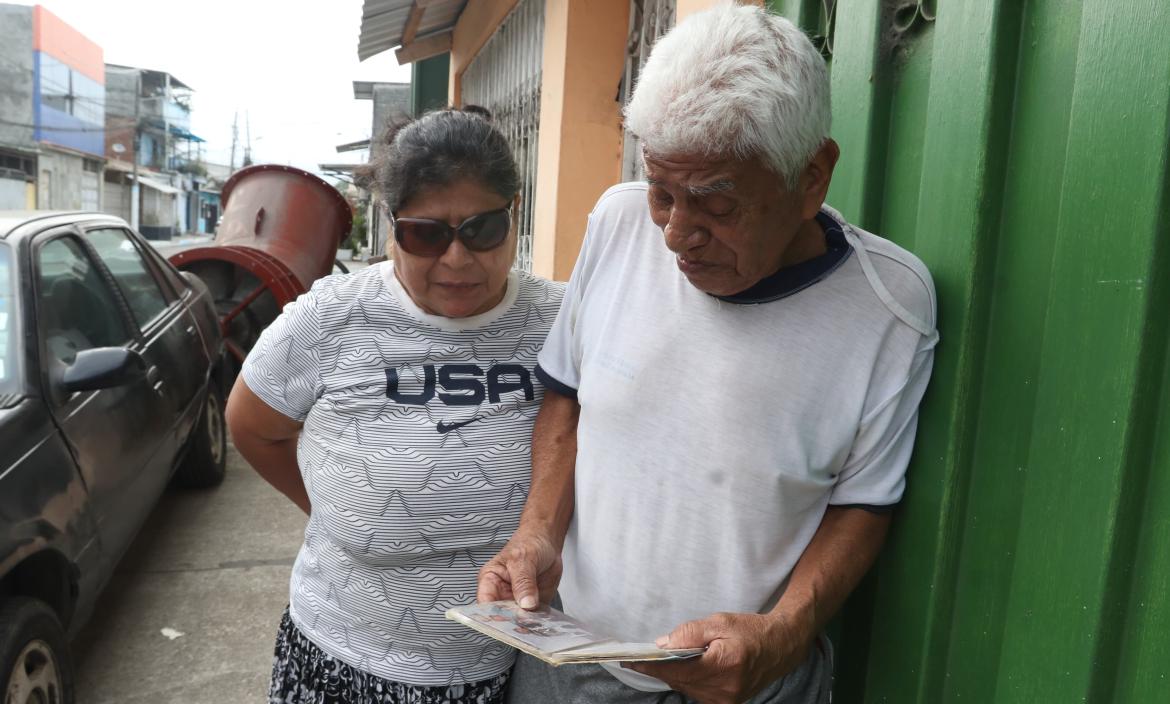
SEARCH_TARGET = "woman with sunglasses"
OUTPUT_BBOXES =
[226,108,565,704]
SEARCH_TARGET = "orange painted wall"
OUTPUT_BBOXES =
[676,0,762,22]
[33,5,104,84]
[531,0,628,280]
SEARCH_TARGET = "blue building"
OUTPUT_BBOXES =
[0,4,105,210]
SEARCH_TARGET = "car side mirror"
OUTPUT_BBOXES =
[63,347,147,393]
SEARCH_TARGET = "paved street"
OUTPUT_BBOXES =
[71,434,305,702]
[148,234,215,260]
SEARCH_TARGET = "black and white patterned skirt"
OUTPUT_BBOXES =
[269,608,510,704]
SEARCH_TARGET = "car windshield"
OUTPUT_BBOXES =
[0,242,15,395]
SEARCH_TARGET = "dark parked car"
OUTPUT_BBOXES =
[0,211,227,703]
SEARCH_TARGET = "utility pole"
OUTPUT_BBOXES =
[229,111,238,174]
[243,112,253,167]
[131,70,141,230]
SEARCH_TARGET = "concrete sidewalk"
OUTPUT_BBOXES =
[72,445,306,703]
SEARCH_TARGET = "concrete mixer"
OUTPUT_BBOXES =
[169,164,352,372]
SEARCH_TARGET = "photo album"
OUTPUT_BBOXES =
[446,601,705,666]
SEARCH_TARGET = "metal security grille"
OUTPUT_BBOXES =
[81,171,99,212]
[621,0,676,182]
[461,0,544,273]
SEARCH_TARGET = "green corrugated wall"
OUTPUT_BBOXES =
[767,0,1170,701]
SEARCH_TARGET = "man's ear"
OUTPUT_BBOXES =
[800,139,840,219]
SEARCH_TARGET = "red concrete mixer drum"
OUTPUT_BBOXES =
[170,164,353,370]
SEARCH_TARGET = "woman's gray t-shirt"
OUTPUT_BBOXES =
[242,263,564,685]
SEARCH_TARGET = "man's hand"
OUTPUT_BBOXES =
[625,611,814,704]
[476,529,563,609]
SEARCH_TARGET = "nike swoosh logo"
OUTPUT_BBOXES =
[436,417,484,434]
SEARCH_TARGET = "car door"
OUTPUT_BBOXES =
[33,231,172,560]
[82,227,208,452]
[139,230,215,441]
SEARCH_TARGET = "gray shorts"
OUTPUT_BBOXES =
[505,634,833,704]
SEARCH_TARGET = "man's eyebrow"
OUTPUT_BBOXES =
[645,178,736,196]
[685,180,735,196]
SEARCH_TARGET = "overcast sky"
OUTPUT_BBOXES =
[13,0,412,175]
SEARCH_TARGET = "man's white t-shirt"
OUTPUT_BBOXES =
[536,183,938,691]
[243,263,564,686]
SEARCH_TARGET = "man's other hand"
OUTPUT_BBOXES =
[625,611,813,704]
[476,529,563,609]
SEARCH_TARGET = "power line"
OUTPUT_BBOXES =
[0,117,173,134]
[0,117,108,133]
[0,55,187,109]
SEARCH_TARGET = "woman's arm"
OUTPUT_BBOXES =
[226,375,311,514]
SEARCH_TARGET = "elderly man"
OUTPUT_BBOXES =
[478,4,937,703]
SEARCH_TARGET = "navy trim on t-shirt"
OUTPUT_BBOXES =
[535,364,578,399]
[829,502,900,515]
[717,211,853,304]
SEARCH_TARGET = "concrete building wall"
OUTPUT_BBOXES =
[0,178,25,209]
[371,83,411,138]
[0,5,35,150]
[104,68,137,117]
[102,174,131,220]
[37,148,86,210]
[104,68,138,161]
[141,187,176,230]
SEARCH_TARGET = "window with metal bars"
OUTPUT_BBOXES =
[460,0,545,273]
[0,150,35,180]
[620,0,676,183]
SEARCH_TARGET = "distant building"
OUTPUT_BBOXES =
[0,4,105,211]
[103,64,205,238]
[354,80,409,256]
[194,161,231,235]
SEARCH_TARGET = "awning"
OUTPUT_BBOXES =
[168,124,205,143]
[104,158,135,174]
[132,175,181,195]
[336,138,371,153]
[358,0,467,61]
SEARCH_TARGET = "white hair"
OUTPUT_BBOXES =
[623,1,830,188]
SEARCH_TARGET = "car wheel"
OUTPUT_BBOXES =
[174,383,227,489]
[0,597,74,704]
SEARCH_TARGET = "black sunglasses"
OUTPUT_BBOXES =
[391,205,513,258]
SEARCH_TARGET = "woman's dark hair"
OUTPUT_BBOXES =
[460,104,493,121]
[356,107,519,214]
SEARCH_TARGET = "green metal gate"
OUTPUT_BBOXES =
[767,1,1170,701]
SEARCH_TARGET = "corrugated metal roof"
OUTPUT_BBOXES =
[353,80,410,100]
[358,0,467,61]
